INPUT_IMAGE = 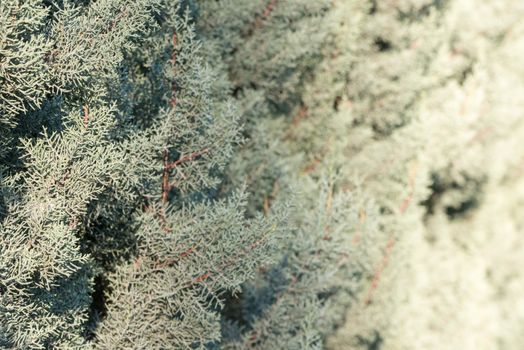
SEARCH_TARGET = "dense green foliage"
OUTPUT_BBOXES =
[2,0,524,349]
[1,1,287,348]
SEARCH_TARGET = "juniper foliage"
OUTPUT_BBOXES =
[198,0,472,348]
[1,1,288,348]
[3,0,523,349]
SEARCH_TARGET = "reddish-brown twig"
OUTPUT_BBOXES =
[399,193,413,214]
[363,236,395,306]
[166,148,209,170]
[83,105,89,129]
[245,0,278,37]
[363,161,418,306]
[284,105,308,140]
[193,272,211,284]
[301,158,321,175]
[399,161,418,214]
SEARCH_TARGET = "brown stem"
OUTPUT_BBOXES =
[166,148,209,170]
[104,8,129,34]
[245,0,278,37]
[283,105,308,141]
[363,236,395,306]
[83,105,89,129]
